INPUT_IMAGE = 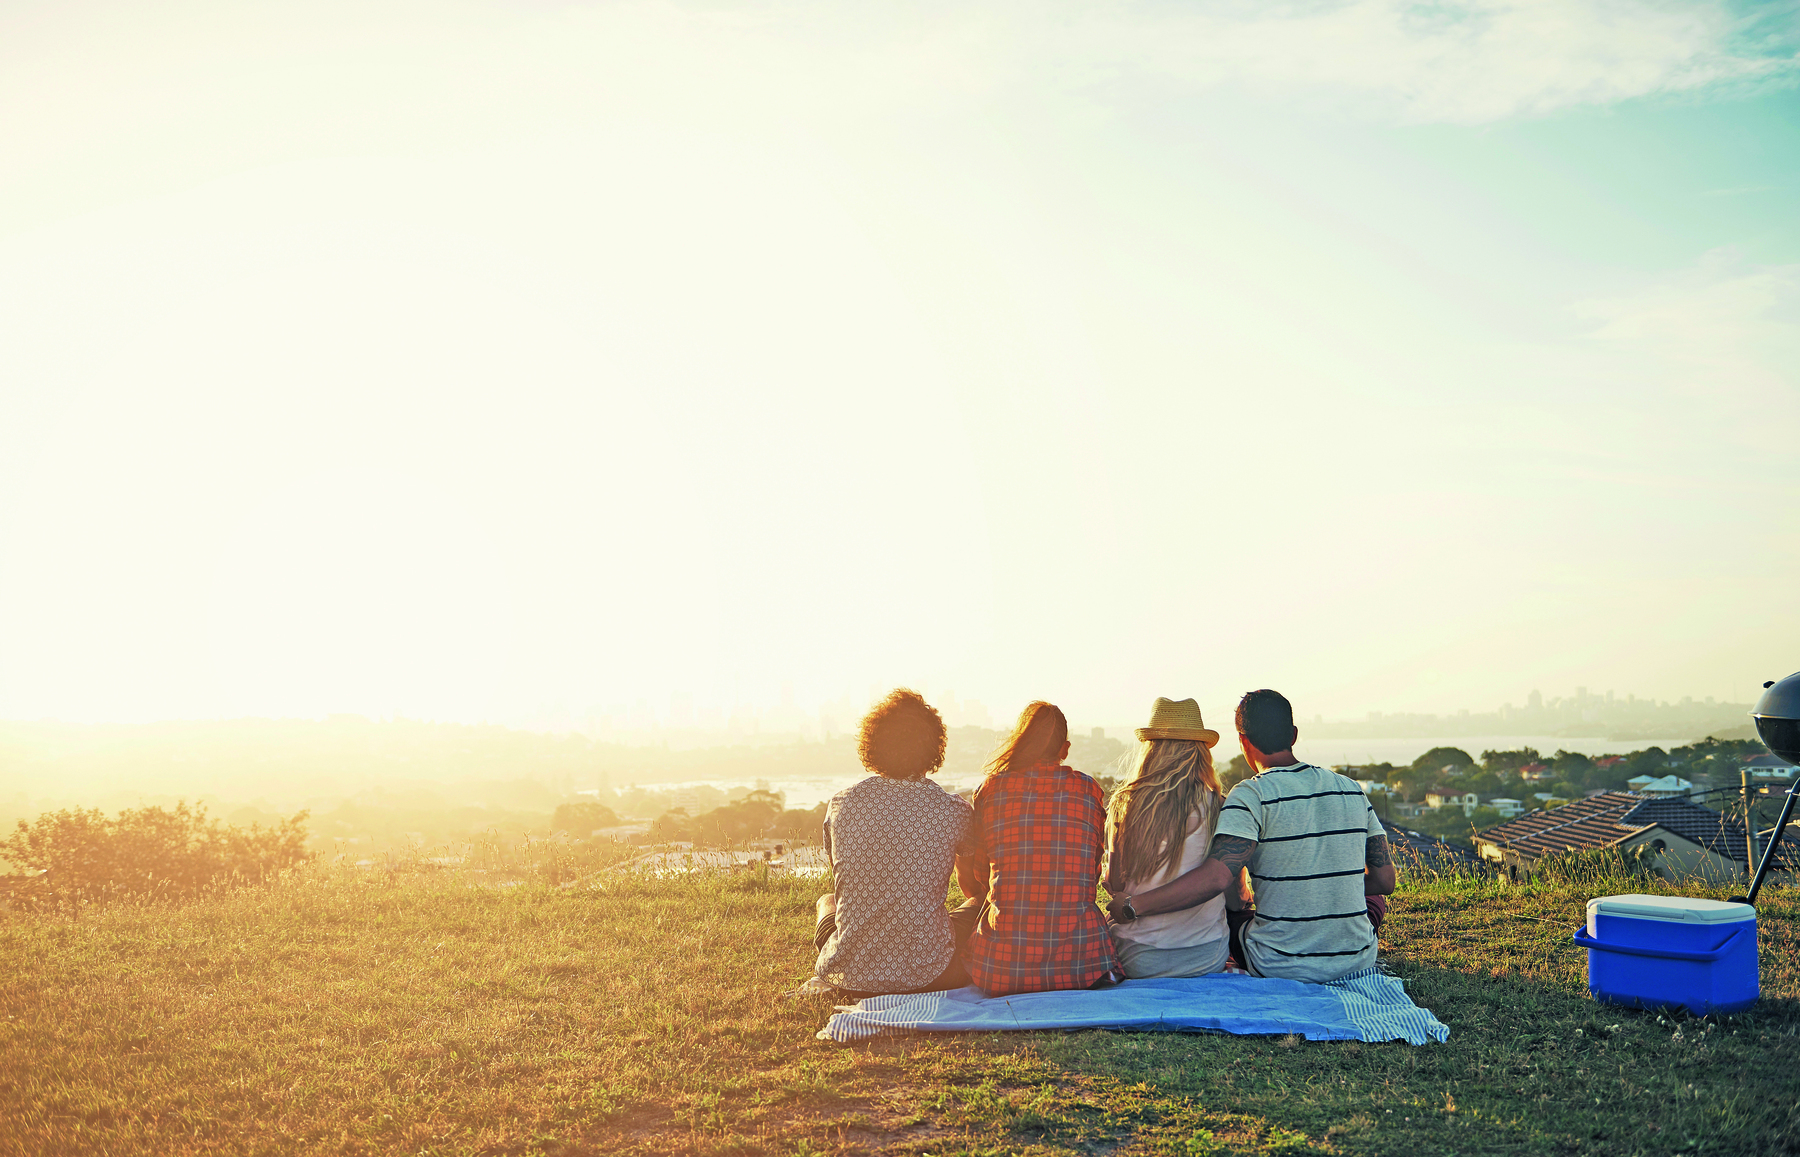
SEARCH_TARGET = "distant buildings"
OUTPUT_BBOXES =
[1625,774,1693,798]
[1744,754,1795,781]
[1423,790,1480,815]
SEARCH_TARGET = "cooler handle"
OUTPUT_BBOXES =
[1571,926,1746,963]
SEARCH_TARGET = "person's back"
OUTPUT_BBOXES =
[1099,690,1395,981]
[818,773,971,992]
[1105,699,1231,979]
[1218,762,1381,981]
[964,702,1119,996]
[812,689,978,997]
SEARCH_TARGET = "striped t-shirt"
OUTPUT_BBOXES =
[1214,763,1383,983]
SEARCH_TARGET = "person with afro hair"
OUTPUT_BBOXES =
[813,689,984,998]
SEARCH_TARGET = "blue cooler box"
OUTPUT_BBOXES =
[1572,895,1758,1015]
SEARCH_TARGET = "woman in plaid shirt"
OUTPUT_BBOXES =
[962,701,1121,995]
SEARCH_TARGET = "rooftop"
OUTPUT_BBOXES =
[1472,790,1797,868]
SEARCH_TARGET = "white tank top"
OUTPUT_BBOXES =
[1112,795,1229,950]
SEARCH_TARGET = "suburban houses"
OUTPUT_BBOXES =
[1469,790,1795,884]
[1624,773,1694,798]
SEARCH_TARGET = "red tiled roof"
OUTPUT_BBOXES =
[1473,791,1650,857]
[1474,790,1797,869]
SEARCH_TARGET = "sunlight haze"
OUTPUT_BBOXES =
[2,0,1797,735]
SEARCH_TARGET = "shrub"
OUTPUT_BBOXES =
[0,802,310,911]
[632,793,825,846]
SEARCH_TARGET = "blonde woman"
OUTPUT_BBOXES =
[1103,697,1233,978]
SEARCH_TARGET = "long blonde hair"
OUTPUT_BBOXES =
[1108,738,1223,884]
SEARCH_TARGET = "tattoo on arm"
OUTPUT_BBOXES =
[1207,834,1257,873]
[1366,835,1392,869]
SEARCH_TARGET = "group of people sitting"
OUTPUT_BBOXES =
[812,688,1396,999]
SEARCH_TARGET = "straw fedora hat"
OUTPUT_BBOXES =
[1135,697,1220,746]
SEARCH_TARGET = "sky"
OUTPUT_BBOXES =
[1,0,1797,736]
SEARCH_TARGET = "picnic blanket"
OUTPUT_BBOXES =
[817,968,1448,1045]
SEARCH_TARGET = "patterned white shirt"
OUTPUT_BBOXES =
[816,775,977,992]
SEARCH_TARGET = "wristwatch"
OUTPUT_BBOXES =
[1112,894,1139,923]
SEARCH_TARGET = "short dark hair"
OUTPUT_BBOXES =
[858,689,947,779]
[1236,689,1296,755]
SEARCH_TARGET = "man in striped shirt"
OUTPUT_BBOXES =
[1105,689,1396,983]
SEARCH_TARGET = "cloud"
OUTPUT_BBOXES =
[1571,249,1800,450]
[974,0,1799,123]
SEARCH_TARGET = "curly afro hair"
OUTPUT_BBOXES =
[857,689,947,779]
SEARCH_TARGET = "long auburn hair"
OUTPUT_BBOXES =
[985,701,1069,777]
[1108,738,1224,884]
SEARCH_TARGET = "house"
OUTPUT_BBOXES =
[1519,763,1553,783]
[1625,774,1693,799]
[1744,754,1795,781]
[1424,790,1480,814]
[1471,791,1794,884]
[1486,797,1526,819]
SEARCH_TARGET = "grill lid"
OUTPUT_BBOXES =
[1754,672,1800,763]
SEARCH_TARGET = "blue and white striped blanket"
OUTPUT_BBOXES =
[817,968,1448,1045]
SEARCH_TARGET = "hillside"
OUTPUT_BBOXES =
[2,857,1796,1155]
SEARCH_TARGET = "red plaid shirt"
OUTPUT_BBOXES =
[964,764,1120,995]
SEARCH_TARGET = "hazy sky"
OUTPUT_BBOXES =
[2,0,1797,733]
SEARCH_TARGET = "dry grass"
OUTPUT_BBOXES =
[2,859,1797,1156]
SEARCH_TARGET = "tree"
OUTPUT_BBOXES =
[1221,755,1255,793]
[1388,774,1424,804]
[1551,750,1596,789]
[1461,769,1502,795]
[551,799,620,835]
[1481,747,1540,776]
[1412,747,1475,776]
[1407,805,1500,849]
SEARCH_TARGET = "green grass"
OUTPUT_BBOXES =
[2,860,1797,1156]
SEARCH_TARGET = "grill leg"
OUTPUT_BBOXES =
[1738,782,1800,906]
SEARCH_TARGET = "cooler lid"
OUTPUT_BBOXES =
[1586,894,1754,924]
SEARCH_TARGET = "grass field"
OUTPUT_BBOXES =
[2,857,1797,1157]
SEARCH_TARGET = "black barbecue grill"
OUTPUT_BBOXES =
[1736,671,1800,905]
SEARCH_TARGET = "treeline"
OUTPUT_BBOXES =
[1354,735,1765,801]
[1,802,311,911]
[1349,736,1768,846]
